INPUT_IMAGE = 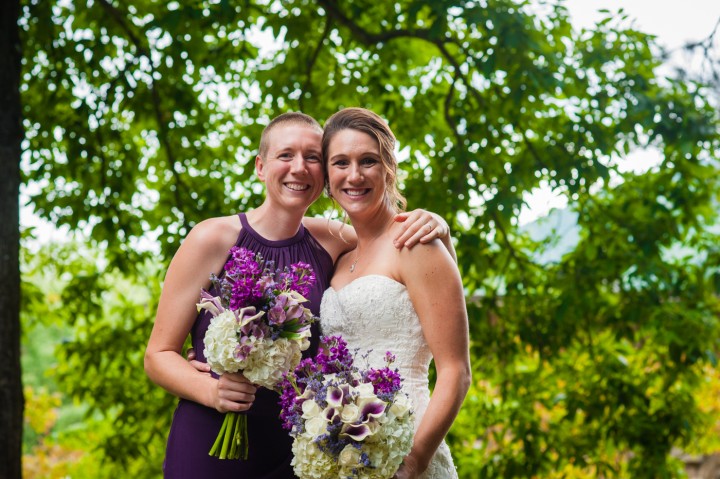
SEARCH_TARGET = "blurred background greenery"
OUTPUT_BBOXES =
[18,0,720,477]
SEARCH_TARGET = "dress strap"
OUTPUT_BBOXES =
[238,212,249,230]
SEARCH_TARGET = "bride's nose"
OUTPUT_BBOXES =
[348,164,364,183]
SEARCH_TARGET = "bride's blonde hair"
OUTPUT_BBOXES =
[321,107,407,213]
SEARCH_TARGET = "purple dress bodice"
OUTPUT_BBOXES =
[163,213,333,478]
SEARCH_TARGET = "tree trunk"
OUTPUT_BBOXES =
[0,0,24,477]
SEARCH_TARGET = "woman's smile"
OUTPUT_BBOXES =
[342,188,370,197]
[284,182,311,192]
[327,129,388,217]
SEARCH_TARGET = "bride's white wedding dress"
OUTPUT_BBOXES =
[320,274,458,479]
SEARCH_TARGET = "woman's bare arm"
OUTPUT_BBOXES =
[396,240,471,477]
[144,217,256,413]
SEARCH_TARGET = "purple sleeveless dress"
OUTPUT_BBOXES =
[163,213,333,478]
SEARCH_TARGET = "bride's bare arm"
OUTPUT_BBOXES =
[397,240,471,477]
[144,218,256,413]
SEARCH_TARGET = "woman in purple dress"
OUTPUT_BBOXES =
[144,112,451,478]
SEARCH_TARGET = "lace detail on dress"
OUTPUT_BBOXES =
[320,275,458,479]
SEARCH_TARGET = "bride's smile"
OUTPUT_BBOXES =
[326,128,390,218]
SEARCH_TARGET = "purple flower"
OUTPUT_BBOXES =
[358,399,386,423]
[198,247,318,460]
[317,336,354,374]
[364,367,403,402]
[277,262,316,298]
[268,294,289,325]
[276,334,413,473]
[340,423,372,441]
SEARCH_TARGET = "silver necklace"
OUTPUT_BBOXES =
[348,222,391,273]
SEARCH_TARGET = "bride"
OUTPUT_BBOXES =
[319,108,471,479]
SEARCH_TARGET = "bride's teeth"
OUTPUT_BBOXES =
[286,183,309,191]
[346,190,365,196]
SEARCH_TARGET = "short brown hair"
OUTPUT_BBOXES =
[259,112,322,158]
[322,107,407,213]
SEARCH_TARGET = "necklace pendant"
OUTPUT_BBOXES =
[350,262,356,273]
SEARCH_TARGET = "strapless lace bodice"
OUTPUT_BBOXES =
[320,275,458,479]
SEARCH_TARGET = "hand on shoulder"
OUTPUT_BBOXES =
[395,226,460,297]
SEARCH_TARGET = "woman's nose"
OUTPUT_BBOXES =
[290,155,308,173]
[348,164,363,182]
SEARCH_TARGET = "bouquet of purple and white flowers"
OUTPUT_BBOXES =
[278,336,414,479]
[198,246,317,460]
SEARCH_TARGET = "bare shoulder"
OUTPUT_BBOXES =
[167,215,240,272]
[186,215,241,251]
[163,214,242,285]
[396,229,463,312]
[396,225,456,278]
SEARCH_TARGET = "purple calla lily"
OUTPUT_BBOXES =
[285,304,304,321]
[196,292,226,316]
[323,406,340,423]
[359,399,387,423]
[327,386,344,407]
[340,423,372,441]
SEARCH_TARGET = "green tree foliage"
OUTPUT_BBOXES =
[21,242,168,477]
[20,0,720,477]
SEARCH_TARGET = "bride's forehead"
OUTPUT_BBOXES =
[328,129,378,151]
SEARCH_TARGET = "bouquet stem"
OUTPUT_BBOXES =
[209,412,248,460]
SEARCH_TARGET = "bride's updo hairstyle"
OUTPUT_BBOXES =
[322,107,407,213]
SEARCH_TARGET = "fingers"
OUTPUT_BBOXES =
[393,211,446,249]
[189,359,212,375]
[394,455,420,479]
[394,212,410,223]
[214,373,257,413]
[416,222,442,245]
[186,348,212,375]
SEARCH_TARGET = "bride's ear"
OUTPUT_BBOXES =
[255,155,266,182]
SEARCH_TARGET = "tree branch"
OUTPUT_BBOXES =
[96,0,149,57]
[317,0,486,109]
[300,16,331,112]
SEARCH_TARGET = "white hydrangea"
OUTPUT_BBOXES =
[333,412,414,479]
[243,337,303,389]
[291,435,338,479]
[370,410,415,478]
[291,384,415,479]
[202,303,308,389]
[203,311,245,374]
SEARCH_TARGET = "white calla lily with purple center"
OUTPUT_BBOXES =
[278,335,415,478]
